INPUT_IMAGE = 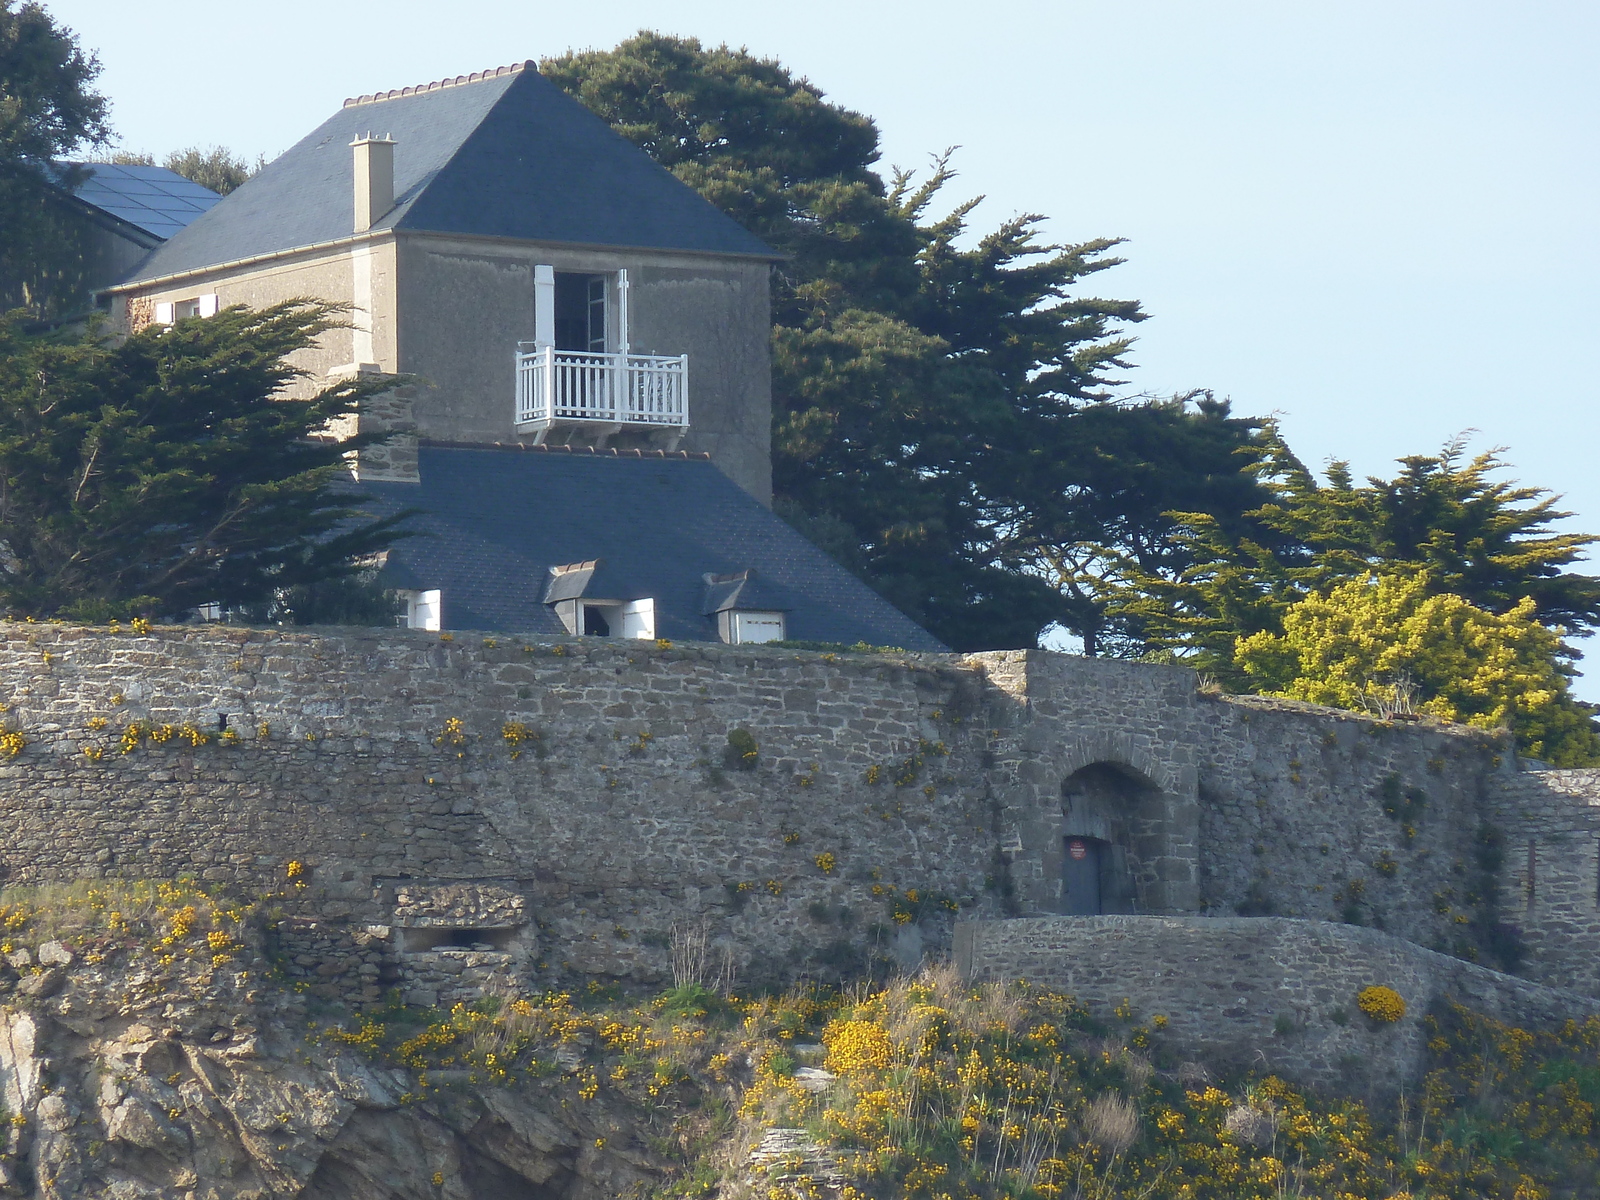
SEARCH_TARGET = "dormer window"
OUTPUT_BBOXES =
[544,561,656,639]
[724,610,785,644]
[398,589,441,631]
[702,570,792,645]
[561,598,655,639]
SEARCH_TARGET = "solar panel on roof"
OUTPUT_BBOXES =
[60,162,223,240]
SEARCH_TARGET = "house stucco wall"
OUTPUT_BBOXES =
[109,233,772,501]
[394,235,773,502]
[112,239,398,395]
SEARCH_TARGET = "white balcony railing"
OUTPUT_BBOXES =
[515,346,688,429]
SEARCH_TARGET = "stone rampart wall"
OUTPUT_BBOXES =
[0,625,1005,998]
[982,654,1506,970]
[0,623,1585,1005]
[1483,768,1600,995]
[955,915,1600,1096]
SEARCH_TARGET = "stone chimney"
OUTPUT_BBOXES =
[350,134,395,232]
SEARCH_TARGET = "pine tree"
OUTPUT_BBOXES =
[543,35,1149,650]
[0,1,110,315]
[0,301,407,619]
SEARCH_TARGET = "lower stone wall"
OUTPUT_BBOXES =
[1487,768,1600,996]
[955,915,1600,1096]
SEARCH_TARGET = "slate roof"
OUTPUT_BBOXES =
[60,162,221,240]
[122,62,774,285]
[359,445,944,650]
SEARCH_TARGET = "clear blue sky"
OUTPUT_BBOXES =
[49,1,1600,688]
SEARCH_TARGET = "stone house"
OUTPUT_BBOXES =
[94,61,938,648]
[102,61,777,503]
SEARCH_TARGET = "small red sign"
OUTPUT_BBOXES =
[1068,839,1088,861]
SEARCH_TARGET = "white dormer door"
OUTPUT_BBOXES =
[619,598,655,639]
[404,589,441,631]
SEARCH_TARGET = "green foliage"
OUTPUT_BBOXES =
[724,728,759,770]
[112,146,262,196]
[224,567,403,627]
[0,300,409,619]
[1002,390,1286,657]
[158,145,261,196]
[543,34,1146,651]
[1123,434,1600,675]
[0,1,110,316]
[1235,571,1598,765]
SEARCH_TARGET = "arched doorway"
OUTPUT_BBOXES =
[1057,762,1154,915]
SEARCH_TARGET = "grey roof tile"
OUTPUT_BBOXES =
[360,446,943,650]
[123,65,773,284]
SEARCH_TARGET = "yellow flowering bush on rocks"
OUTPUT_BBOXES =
[823,1019,891,1073]
[4,882,1600,1200]
[630,968,1600,1199]
[0,878,251,972]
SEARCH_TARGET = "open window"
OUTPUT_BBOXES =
[554,272,609,352]
[544,561,655,639]
[398,589,441,631]
[559,597,654,639]
[154,294,219,325]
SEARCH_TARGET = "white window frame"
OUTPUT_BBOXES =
[721,610,786,644]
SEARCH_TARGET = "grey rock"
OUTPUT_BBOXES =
[17,968,64,998]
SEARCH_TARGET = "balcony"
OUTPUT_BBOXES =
[514,345,688,439]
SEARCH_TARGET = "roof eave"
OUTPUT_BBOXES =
[102,228,399,295]
[398,225,784,263]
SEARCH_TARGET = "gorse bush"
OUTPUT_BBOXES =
[309,962,1600,1199]
[0,878,251,969]
[3,878,1594,1197]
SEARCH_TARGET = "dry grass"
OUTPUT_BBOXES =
[1083,1091,1140,1157]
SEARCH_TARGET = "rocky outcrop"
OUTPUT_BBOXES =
[0,945,664,1199]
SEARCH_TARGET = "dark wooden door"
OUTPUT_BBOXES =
[1063,837,1103,915]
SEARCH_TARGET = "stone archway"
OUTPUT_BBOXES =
[1048,762,1166,915]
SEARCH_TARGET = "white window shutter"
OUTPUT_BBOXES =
[619,598,655,639]
[154,301,174,326]
[402,589,442,631]
[197,294,220,317]
[534,265,555,347]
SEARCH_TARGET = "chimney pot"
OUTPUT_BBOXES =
[350,134,396,233]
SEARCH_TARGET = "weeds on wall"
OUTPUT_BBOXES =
[724,729,759,771]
